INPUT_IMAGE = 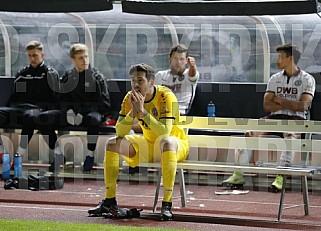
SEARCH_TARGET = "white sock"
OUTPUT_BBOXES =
[87,150,94,157]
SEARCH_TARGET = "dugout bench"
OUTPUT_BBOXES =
[124,116,321,221]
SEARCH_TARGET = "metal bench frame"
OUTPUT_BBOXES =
[128,117,321,221]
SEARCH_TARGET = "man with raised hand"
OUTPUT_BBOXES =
[155,44,199,116]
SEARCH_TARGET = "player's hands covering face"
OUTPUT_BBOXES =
[130,89,145,118]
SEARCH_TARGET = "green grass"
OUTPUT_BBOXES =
[0,219,187,231]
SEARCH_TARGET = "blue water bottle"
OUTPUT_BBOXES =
[14,153,22,177]
[2,153,10,180]
[207,101,216,117]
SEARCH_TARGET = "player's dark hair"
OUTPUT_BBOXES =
[169,44,189,58]
[70,43,88,58]
[276,44,301,64]
[129,63,155,81]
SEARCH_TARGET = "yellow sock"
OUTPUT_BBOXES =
[104,150,119,199]
[161,150,177,202]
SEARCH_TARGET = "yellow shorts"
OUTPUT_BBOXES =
[122,134,189,168]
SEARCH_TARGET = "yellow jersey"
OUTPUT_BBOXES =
[118,85,188,143]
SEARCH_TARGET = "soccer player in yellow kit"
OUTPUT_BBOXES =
[88,63,189,220]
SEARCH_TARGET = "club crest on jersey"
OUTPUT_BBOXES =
[152,107,158,116]
[294,80,302,86]
[178,75,185,81]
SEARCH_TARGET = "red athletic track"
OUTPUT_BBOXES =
[1,178,321,230]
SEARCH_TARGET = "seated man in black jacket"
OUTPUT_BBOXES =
[59,43,111,172]
[0,40,63,171]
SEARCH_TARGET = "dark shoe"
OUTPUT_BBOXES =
[83,156,94,172]
[49,154,66,173]
[161,201,173,221]
[122,166,148,175]
[88,199,112,216]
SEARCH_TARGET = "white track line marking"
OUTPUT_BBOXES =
[0,204,88,212]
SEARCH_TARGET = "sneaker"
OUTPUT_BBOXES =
[88,199,112,216]
[271,175,283,191]
[83,156,94,172]
[222,171,245,185]
[161,201,173,221]
[49,154,66,173]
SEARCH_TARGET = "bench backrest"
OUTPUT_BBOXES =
[1,77,320,120]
